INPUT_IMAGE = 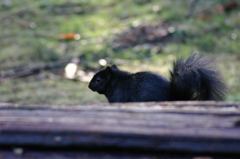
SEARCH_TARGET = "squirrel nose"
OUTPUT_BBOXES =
[88,83,96,92]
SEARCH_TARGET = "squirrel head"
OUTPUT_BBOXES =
[88,65,118,94]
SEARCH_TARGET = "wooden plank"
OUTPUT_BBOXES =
[0,101,240,157]
[1,150,231,159]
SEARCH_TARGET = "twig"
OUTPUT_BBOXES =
[1,61,69,79]
[185,0,199,18]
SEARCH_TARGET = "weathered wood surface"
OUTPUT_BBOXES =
[0,101,240,158]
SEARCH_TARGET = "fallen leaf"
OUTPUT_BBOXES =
[60,32,81,40]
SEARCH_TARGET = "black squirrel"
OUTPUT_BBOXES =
[88,53,227,103]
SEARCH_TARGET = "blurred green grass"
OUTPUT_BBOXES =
[0,0,239,105]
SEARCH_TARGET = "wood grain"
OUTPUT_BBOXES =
[0,101,240,158]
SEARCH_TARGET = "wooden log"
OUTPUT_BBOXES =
[0,101,240,158]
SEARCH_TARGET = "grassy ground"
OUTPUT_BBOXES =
[0,0,239,105]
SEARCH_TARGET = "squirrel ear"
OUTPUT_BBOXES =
[111,64,118,70]
[105,66,113,74]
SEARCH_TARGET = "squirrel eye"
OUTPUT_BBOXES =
[96,77,101,83]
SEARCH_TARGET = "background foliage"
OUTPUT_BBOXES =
[0,0,239,105]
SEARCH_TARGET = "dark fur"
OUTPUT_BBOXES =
[89,53,227,103]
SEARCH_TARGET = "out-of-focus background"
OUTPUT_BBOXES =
[0,0,239,105]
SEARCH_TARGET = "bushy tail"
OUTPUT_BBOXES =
[169,53,227,101]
